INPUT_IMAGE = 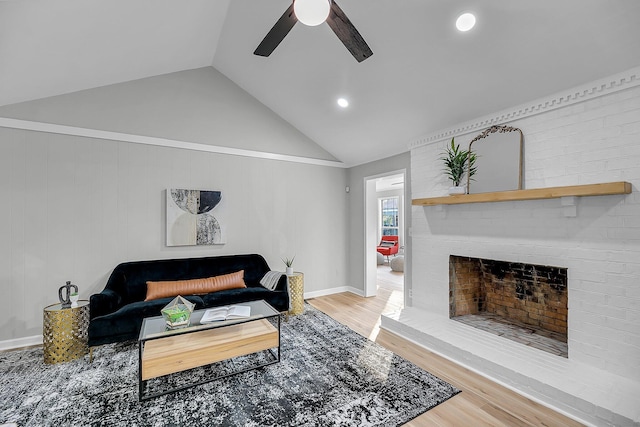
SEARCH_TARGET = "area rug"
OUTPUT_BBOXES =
[0,305,460,426]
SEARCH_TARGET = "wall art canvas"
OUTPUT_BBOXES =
[166,189,225,246]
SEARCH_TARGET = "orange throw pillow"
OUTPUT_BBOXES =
[145,270,246,301]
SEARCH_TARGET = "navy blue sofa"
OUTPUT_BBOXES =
[88,254,288,347]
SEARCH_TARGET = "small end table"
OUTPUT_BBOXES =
[287,272,304,315]
[43,300,89,364]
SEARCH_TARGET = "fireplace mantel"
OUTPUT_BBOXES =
[412,181,631,206]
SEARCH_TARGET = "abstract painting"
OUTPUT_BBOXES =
[166,189,225,246]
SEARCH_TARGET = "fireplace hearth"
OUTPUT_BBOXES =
[449,255,568,357]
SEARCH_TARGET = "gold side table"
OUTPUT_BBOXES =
[287,272,304,315]
[43,300,90,364]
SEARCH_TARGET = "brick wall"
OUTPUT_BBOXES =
[449,255,483,316]
[449,256,568,337]
[410,70,640,382]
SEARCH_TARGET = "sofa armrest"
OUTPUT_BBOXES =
[89,289,122,319]
[275,274,289,292]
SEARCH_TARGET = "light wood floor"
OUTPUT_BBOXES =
[307,275,584,427]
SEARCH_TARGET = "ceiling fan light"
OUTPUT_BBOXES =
[294,0,331,26]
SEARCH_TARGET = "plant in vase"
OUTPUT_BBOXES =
[161,295,195,329]
[282,256,296,275]
[440,137,477,195]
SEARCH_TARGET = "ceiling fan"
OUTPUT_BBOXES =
[254,0,373,63]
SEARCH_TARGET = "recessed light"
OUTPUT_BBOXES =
[337,98,349,108]
[456,12,476,32]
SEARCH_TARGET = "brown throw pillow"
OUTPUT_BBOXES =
[145,270,246,301]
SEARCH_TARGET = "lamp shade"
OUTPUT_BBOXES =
[294,0,331,26]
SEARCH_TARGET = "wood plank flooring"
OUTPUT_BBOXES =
[307,276,584,427]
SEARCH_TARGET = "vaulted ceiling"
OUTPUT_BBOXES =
[2,0,640,166]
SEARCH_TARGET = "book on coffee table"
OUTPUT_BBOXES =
[200,305,251,323]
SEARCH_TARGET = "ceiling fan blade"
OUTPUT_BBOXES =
[254,3,298,57]
[326,1,373,62]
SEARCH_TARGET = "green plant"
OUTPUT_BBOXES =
[164,306,189,324]
[281,256,296,267]
[440,137,477,187]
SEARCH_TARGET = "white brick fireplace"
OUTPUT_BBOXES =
[382,68,640,426]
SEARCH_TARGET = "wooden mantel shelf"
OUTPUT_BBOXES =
[412,181,632,206]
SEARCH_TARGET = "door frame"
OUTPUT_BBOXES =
[363,169,406,297]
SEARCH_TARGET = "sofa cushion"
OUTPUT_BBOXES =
[145,271,246,301]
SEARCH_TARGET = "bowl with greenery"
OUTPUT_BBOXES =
[161,295,195,329]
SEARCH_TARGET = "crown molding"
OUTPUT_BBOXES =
[0,117,347,168]
[409,66,640,150]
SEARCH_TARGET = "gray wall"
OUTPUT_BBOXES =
[347,152,411,300]
[0,67,348,344]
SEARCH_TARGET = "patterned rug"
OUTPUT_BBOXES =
[0,306,460,426]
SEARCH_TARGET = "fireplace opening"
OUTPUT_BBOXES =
[449,255,568,357]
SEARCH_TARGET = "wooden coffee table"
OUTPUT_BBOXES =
[138,299,280,401]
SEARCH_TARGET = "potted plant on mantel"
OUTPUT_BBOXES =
[440,137,477,195]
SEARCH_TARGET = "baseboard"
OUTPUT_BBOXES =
[0,335,42,352]
[305,286,364,299]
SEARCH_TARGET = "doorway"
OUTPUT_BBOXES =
[364,170,405,309]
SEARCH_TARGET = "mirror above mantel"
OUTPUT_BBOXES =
[467,125,523,194]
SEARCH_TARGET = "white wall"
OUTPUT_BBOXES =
[0,66,348,344]
[410,74,640,382]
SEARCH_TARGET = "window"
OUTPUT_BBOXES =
[380,197,399,236]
